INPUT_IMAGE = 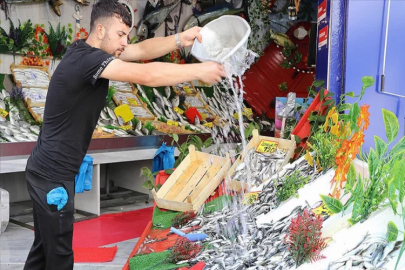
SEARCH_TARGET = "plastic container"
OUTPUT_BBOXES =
[191,15,251,63]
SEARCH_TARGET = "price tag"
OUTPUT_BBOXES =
[119,125,132,130]
[183,86,193,94]
[174,107,184,114]
[244,108,253,117]
[200,113,207,119]
[0,108,9,119]
[242,192,260,205]
[233,112,239,120]
[312,202,334,219]
[255,139,279,154]
[127,97,138,106]
[203,122,213,128]
[167,120,179,127]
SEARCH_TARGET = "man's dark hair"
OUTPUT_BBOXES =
[90,0,132,32]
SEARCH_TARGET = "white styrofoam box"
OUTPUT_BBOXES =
[0,188,10,234]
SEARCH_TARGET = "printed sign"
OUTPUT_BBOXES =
[200,113,207,119]
[255,140,279,154]
[167,120,179,127]
[312,202,334,219]
[0,108,9,119]
[119,125,132,131]
[183,86,193,94]
[318,25,328,50]
[318,0,327,22]
[174,107,184,114]
[127,97,138,106]
[242,192,260,205]
[203,122,213,128]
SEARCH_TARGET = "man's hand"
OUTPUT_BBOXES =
[179,27,203,47]
[196,62,227,84]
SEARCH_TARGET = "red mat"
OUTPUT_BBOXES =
[73,207,154,248]
[74,246,117,263]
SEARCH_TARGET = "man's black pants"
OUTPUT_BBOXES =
[23,169,75,270]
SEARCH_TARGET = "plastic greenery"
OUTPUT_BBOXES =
[276,170,309,204]
[169,134,213,168]
[284,209,328,267]
[0,19,34,58]
[45,22,72,59]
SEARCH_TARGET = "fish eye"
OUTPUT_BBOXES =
[142,28,146,33]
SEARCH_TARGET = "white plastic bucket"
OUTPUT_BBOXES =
[191,15,251,63]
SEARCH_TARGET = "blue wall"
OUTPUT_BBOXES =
[345,0,405,151]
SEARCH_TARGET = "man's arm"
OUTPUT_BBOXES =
[99,59,225,87]
[119,27,202,62]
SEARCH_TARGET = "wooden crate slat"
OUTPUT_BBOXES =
[157,155,191,198]
[192,160,231,211]
[163,161,202,201]
[226,129,296,191]
[188,165,222,202]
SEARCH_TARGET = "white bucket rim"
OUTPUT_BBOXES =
[190,15,251,63]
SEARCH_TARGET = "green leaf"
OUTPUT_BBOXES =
[374,136,388,158]
[156,183,162,190]
[294,135,302,144]
[322,99,334,107]
[351,174,364,220]
[382,108,399,144]
[367,149,378,178]
[142,180,154,190]
[346,163,357,191]
[394,236,405,270]
[360,76,375,99]
[350,103,361,131]
[325,92,335,98]
[190,135,203,151]
[346,91,355,97]
[313,80,324,88]
[388,179,398,214]
[320,195,343,214]
[164,169,174,175]
[172,133,179,143]
[391,136,405,156]
[317,115,326,122]
[204,137,213,148]
[319,88,325,100]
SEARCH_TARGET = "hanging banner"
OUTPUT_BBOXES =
[318,25,328,51]
[318,0,327,22]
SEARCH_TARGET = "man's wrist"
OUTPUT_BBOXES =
[174,33,182,49]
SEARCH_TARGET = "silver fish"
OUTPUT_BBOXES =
[194,115,200,125]
[118,116,125,126]
[136,120,142,131]
[165,86,171,99]
[100,110,108,120]
[0,100,5,110]
[142,127,149,135]
[107,107,117,120]
[171,96,180,108]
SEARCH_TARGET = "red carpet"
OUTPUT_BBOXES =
[73,207,154,248]
[73,246,117,262]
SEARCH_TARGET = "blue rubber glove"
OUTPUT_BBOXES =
[47,187,68,211]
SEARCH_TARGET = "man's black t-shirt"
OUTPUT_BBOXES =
[27,39,115,181]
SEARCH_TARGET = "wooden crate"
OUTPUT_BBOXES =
[129,103,155,121]
[112,83,144,107]
[92,127,115,139]
[183,93,206,109]
[152,145,231,212]
[226,129,296,192]
[172,82,197,96]
[10,63,51,89]
[151,120,194,134]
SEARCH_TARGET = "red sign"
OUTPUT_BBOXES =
[318,25,328,50]
[318,0,327,22]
